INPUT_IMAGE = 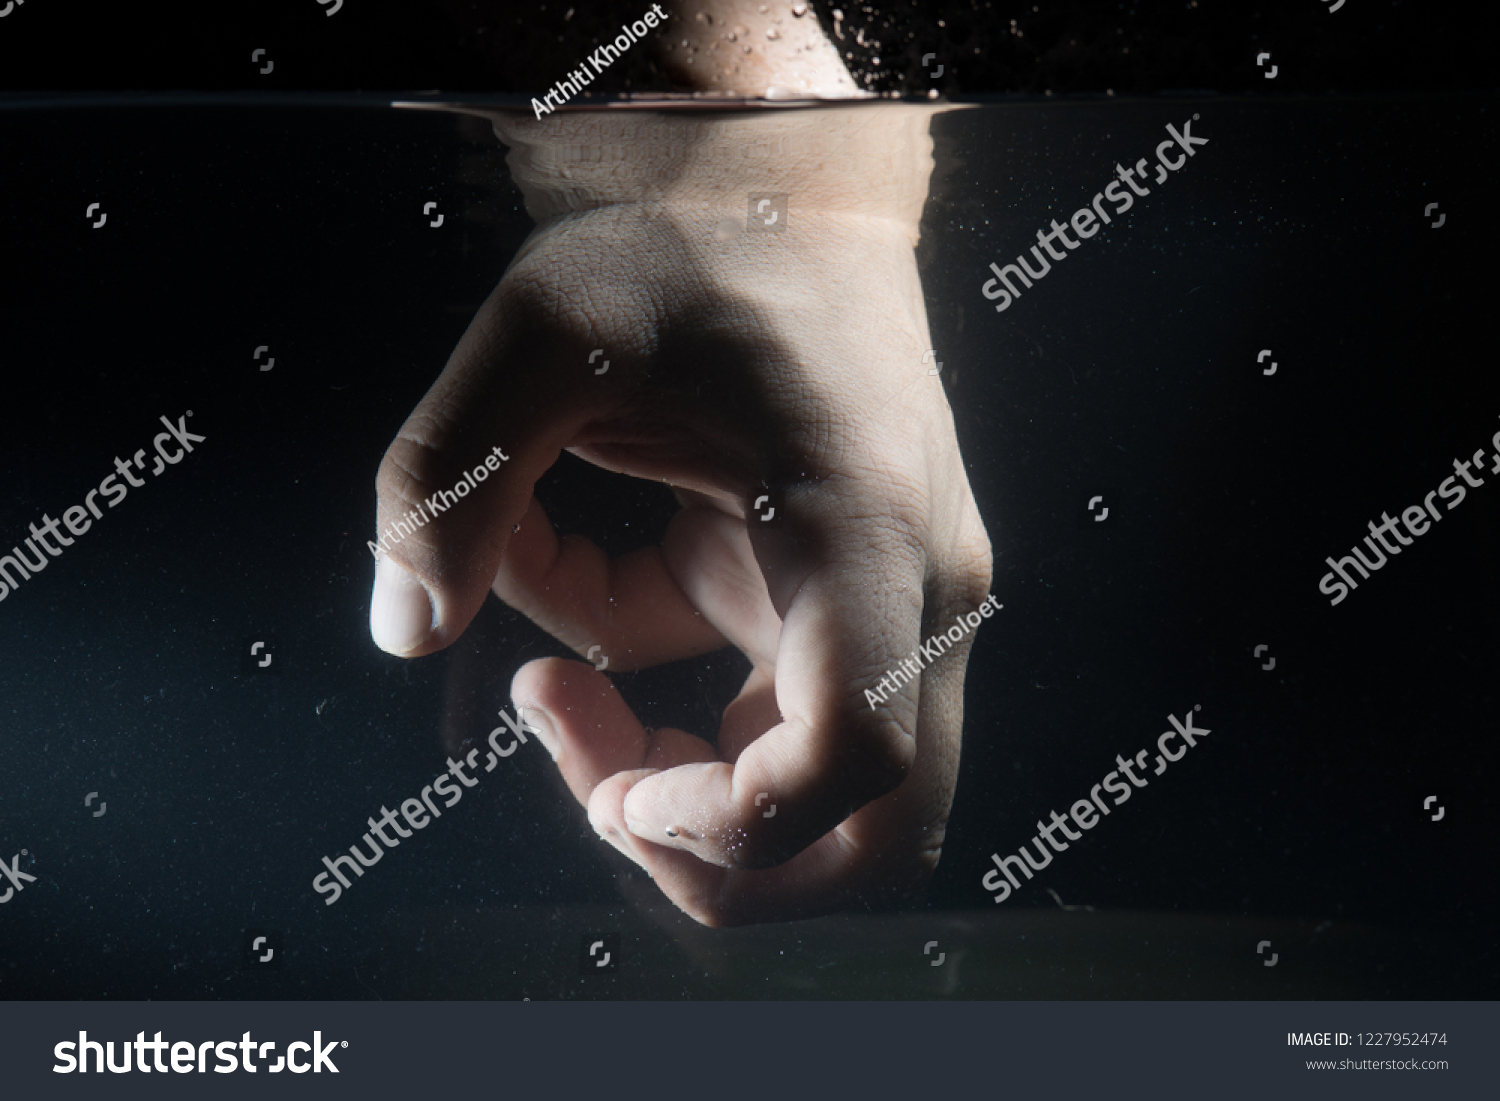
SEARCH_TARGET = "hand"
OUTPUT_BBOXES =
[369,104,991,925]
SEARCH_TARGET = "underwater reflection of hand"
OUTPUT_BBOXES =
[370,105,992,925]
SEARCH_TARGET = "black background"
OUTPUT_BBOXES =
[1,0,1497,96]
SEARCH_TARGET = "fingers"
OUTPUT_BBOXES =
[513,656,867,927]
[622,472,936,870]
[590,770,864,927]
[525,458,989,920]
[509,657,717,811]
[490,496,730,674]
[658,506,782,676]
[369,271,744,670]
[369,279,593,657]
[649,505,784,760]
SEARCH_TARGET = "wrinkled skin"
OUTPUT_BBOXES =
[369,97,990,926]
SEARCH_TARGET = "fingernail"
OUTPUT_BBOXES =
[520,705,560,761]
[370,555,435,655]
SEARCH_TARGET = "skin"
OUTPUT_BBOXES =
[371,3,990,926]
[653,0,862,97]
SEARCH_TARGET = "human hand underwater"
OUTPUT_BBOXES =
[369,10,991,927]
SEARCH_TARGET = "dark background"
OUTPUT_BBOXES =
[0,1,1495,1000]
[0,0,1496,96]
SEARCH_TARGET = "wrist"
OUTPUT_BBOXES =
[491,105,937,240]
[653,0,861,98]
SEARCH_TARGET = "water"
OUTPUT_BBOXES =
[0,92,1494,998]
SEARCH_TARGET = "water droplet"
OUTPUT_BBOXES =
[765,27,781,40]
[792,2,807,15]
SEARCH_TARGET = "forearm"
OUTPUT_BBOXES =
[652,0,860,96]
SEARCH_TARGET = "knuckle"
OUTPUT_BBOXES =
[376,433,447,516]
[953,548,994,608]
[931,522,994,620]
[856,473,930,558]
[506,265,587,331]
[720,715,912,875]
[505,239,657,349]
[376,398,485,513]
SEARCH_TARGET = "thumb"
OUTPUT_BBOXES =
[369,284,602,656]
